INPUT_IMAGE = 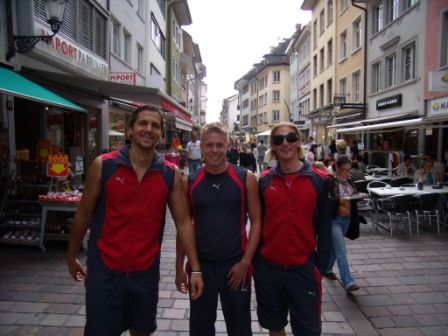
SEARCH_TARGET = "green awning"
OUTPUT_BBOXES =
[0,67,86,112]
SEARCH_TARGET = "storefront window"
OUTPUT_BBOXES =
[88,112,98,165]
[109,111,129,151]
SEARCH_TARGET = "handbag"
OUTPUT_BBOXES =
[345,214,360,240]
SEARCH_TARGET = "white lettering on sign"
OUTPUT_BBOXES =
[378,98,397,107]
[109,73,136,85]
[35,22,108,79]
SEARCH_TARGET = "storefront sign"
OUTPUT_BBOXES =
[35,22,108,80]
[37,140,52,161]
[89,117,97,132]
[161,98,192,123]
[428,97,448,117]
[47,154,69,177]
[376,94,402,110]
[340,103,365,109]
[109,73,136,85]
[429,70,448,91]
[75,155,84,174]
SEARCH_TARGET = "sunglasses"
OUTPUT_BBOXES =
[271,132,299,146]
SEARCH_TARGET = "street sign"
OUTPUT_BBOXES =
[47,154,69,177]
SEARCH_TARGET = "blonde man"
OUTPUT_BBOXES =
[255,122,332,336]
[176,122,261,335]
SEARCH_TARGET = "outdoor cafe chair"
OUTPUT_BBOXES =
[355,180,369,193]
[367,180,391,229]
[376,194,415,237]
[391,177,414,187]
[413,193,441,234]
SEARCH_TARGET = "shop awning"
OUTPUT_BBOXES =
[0,67,86,112]
[175,118,192,131]
[256,129,272,137]
[21,69,192,123]
[336,118,423,133]
[109,130,124,136]
[327,121,362,128]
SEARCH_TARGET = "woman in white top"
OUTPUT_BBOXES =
[305,144,318,163]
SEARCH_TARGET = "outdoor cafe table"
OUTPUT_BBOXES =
[368,185,448,197]
[367,185,448,233]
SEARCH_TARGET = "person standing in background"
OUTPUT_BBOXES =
[350,161,365,181]
[354,155,367,173]
[251,142,259,173]
[257,140,268,172]
[306,136,315,152]
[325,155,366,292]
[263,149,278,171]
[255,122,332,336]
[414,160,441,185]
[426,153,445,182]
[335,139,348,159]
[226,138,239,165]
[186,131,202,174]
[305,144,318,163]
[239,142,257,172]
[66,105,203,336]
[396,155,416,177]
[176,122,261,336]
[329,139,337,158]
[350,140,359,160]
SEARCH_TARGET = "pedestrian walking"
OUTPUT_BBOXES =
[257,140,268,172]
[175,122,262,336]
[186,131,202,174]
[226,138,240,165]
[239,142,257,172]
[66,105,203,336]
[255,122,332,336]
[325,155,367,292]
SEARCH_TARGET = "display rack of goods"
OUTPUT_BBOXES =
[38,191,81,247]
[0,173,52,249]
[38,190,82,203]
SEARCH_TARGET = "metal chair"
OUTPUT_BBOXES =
[391,177,414,187]
[413,193,441,234]
[367,180,391,229]
[376,194,415,236]
[355,180,369,193]
[400,183,416,188]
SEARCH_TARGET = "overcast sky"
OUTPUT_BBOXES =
[184,0,312,123]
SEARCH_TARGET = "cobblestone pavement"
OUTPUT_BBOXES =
[0,211,447,336]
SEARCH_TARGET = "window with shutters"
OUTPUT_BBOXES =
[34,0,107,59]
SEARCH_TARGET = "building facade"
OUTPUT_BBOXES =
[0,0,207,187]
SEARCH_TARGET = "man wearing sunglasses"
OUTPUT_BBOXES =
[255,122,332,336]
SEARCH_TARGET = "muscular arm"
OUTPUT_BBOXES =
[168,169,203,299]
[175,177,192,293]
[66,156,102,281]
[227,171,262,290]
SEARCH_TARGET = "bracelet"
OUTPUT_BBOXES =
[190,271,202,275]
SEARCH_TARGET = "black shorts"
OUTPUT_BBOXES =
[189,262,252,336]
[84,267,159,336]
[253,257,322,336]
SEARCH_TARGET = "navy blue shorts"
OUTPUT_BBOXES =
[189,262,252,336]
[84,268,159,336]
[253,257,322,336]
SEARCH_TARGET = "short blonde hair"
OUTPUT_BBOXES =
[312,161,327,172]
[336,139,348,152]
[267,122,304,161]
[200,122,229,141]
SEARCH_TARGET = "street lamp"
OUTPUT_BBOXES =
[7,0,68,59]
